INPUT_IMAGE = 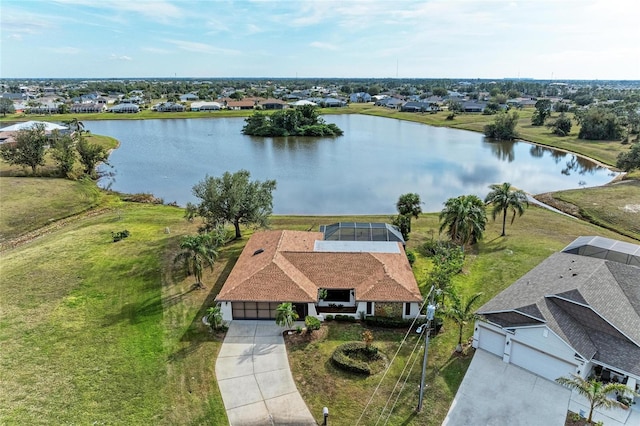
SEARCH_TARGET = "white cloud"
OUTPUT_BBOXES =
[164,40,241,56]
[110,54,133,61]
[53,0,184,23]
[141,47,171,54]
[310,41,338,51]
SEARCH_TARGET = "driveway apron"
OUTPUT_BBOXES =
[216,320,316,425]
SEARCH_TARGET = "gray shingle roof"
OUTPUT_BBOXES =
[478,237,640,375]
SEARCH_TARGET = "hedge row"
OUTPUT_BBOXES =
[363,316,416,328]
[331,342,380,375]
[324,314,357,322]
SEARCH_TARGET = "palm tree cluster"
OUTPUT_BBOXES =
[173,230,226,289]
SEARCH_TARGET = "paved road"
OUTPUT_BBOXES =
[216,321,317,426]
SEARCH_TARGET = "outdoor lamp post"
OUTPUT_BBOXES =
[323,406,329,425]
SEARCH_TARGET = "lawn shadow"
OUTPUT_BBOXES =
[435,350,474,393]
[102,287,198,326]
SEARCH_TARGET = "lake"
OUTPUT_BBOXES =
[87,115,616,214]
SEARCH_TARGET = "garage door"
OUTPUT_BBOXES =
[232,302,280,320]
[477,325,506,357]
[510,341,577,382]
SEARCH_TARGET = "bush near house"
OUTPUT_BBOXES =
[304,316,321,332]
[331,342,381,375]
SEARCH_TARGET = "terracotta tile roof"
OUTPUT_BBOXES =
[216,230,422,303]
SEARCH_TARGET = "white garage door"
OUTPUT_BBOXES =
[477,325,506,357]
[510,341,576,382]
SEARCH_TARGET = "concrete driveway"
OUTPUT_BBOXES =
[215,320,316,426]
[443,349,571,426]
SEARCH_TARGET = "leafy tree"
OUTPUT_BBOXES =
[442,290,482,352]
[531,99,552,126]
[439,195,487,247]
[424,243,465,296]
[484,111,519,141]
[0,98,16,116]
[0,123,47,174]
[392,214,411,240]
[173,231,223,289]
[275,302,299,329]
[554,101,570,113]
[50,132,76,177]
[76,135,109,178]
[483,101,500,115]
[446,100,463,113]
[578,107,623,140]
[431,87,448,97]
[484,182,528,237]
[188,169,277,239]
[395,193,422,235]
[616,143,640,172]
[546,112,572,136]
[555,375,636,423]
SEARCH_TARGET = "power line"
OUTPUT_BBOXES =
[355,292,432,426]
[383,336,424,425]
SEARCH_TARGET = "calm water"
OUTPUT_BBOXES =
[88,115,616,214]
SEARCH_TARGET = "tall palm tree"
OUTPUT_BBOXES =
[484,182,528,237]
[439,195,487,247]
[173,233,221,288]
[556,375,636,423]
[275,302,299,329]
[442,291,483,352]
[396,193,422,234]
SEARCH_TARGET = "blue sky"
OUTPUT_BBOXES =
[1,0,638,80]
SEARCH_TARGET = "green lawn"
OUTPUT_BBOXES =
[550,180,640,240]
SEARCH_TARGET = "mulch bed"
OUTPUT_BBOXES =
[283,325,329,345]
[565,411,595,426]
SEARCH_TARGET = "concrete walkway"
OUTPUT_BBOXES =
[216,321,317,426]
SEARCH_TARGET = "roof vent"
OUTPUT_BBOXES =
[253,248,264,256]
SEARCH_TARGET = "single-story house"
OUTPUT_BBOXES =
[258,98,287,110]
[462,101,487,113]
[70,103,105,113]
[110,103,140,113]
[190,101,221,111]
[216,229,422,322]
[473,236,640,403]
[349,92,372,103]
[225,100,256,110]
[180,93,199,102]
[401,101,435,113]
[155,102,185,112]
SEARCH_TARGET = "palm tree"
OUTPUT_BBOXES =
[396,193,422,234]
[442,291,483,352]
[439,195,487,247]
[173,233,221,288]
[484,182,528,236]
[556,374,637,423]
[205,304,224,330]
[275,302,299,329]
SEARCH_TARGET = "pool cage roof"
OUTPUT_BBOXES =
[319,222,405,246]
[562,236,640,267]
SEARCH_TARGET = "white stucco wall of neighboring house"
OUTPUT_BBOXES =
[474,321,581,383]
[402,302,421,319]
[220,301,233,321]
[306,303,319,318]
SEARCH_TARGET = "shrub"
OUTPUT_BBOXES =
[406,249,416,265]
[304,316,321,332]
[331,342,381,375]
[363,315,415,328]
[334,314,356,322]
[324,314,334,321]
[111,230,130,242]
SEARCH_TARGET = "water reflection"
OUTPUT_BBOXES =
[87,115,617,214]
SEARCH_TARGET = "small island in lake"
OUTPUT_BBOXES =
[242,104,344,137]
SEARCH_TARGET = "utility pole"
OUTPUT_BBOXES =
[417,286,436,412]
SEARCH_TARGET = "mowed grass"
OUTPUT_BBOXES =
[0,203,229,425]
[551,180,640,240]
[0,177,103,242]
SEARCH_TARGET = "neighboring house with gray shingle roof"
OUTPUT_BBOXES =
[216,229,422,322]
[473,236,640,403]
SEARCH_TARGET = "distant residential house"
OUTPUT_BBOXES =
[180,93,199,102]
[376,97,404,109]
[110,103,140,113]
[27,102,61,114]
[401,101,434,113]
[258,98,287,110]
[70,103,105,113]
[1,92,27,101]
[462,101,487,113]
[225,100,255,110]
[190,101,221,111]
[155,102,185,112]
[349,92,372,103]
[320,97,346,108]
[474,236,640,403]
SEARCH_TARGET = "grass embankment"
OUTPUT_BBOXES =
[538,180,640,241]
[1,171,636,425]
